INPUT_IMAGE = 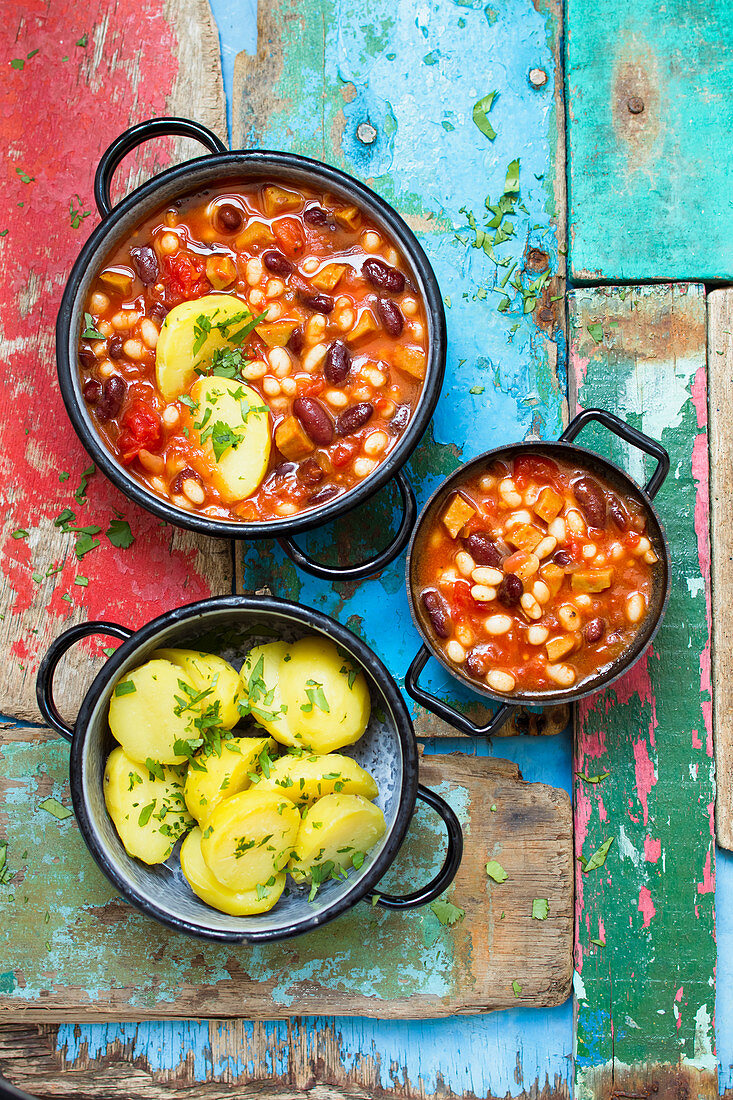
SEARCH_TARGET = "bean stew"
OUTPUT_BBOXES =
[415,453,661,695]
[77,182,429,521]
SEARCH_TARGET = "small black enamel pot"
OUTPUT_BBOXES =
[405,408,672,736]
[36,595,462,943]
[56,117,447,583]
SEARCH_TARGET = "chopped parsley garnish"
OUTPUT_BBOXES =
[473,91,498,142]
[579,836,614,874]
[138,801,156,826]
[430,898,465,926]
[69,195,90,230]
[485,860,507,883]
[308,860,336,902]
[339,665,358,690]
[81,313,104,340]
[532,898,549,920]
[39,797,73,820]
[114,680,136,697]
[210,421,245,461]
[74,576,88,587]
[577,771,609,784]
[300,680,329,715]
[145,758,166,781]
[74,463,96,503]
[106,519,134,549]
[512,980,522,998]
[11,529,28,539]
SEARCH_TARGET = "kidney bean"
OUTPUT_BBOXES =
[465,645,491,678]
[464,533,504,567]
[335,402,374,436]
[130,245,158,285]
[572,475,606,528]
[109,336,124,359]
[389,404,411,434]
[262,250,294,277]
[607,493,629,531]
[309,485,339,505]
[171,467,200,495]
[421,588,451,638]
[216,204,243,232]
[79,346,96,370]
[150,301,168,325]
[376,297,404,336]
[297,457,324,486]
[293,396,334,446]
[96,376,125,422]
[497,573,523,607]
[303,206,329,226]
[585,618,605,645]
[287,327,305,356]
[362,258,405,294]
[83,379,102,405]
[301,292,334,314]
[324,341,351,384]
[273,461,297,478]
[553,549,572,567]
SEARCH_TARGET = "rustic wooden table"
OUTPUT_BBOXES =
[1,0,731,1095]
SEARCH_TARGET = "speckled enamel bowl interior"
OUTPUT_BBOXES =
[67,596,420,942]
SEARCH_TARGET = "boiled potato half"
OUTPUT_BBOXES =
[184,735,275,825]
[153,648,244,729]
[239,642,296,745]
[104,746,194,864]
[259,751,378,808]
[280,637,371,753]
[156,294,253,400]
[188,376,271,502]
[288,793,386,883]
[180,827,285,916]
[200,788,300,892]
[108,659,199,764]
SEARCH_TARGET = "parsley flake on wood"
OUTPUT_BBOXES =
[74,531,99,559]
[74,462,96,502]
[512,980,522,997]
[587,322,604,344]
[15,167,34,183]
[69,195,91,229]
[76,32,88,46]
[577,771,609,784]
[485,859,508,883]
[580,836,614,874]
[11,59,25,70]
[430,898,465,926]
[11,529,28,539]
[532,898,549,920]
[472,91,498,141]
[106,519,134,549]
[39,797,72,821]
[590,936,606,946]
[74,576,88,587]
[0,841,12,884]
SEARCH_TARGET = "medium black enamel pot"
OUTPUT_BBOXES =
[36,595,462,943]
[56,117,447,582]
[404,408,672,736]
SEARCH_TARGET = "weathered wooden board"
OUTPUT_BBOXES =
[233,0,568,740]
[566,0,733,283]
[0,727,572,1021]
[708,288,733,850]
[569,286,717,1099]
[0,0,231,726]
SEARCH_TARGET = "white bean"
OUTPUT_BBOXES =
[479,474,497,492]
[456,624,474,647]
[456,551,476,577]
[486,614,512,635]
[280,377,297,395]
[246,257,263,286]
[487,670,516,693]
[354,457,378,479]
[243,359,267,380]
[535,535,557,560]
[548,517,566,542]
[471,584,497,603]
[626,592,646,623]
[362,230,382,252]
[446,640,466,664]
[402,297,418,317]
[140,319,159,349]
[305,314,327,344]
[558,604,581,631]
[324,389,349,408]
[505,510,533,529]
[302,343,328,373]
[566,509,586,535]
[162,405,180,428]
[159,232,179,254]
[268,347,292,377]
[472,566,503,586]
[520,593,542,620]
[546,663,576,687]
[122,338,144,360]
[533,580,551,604]
[265,278,285,299]
[527,625,550,646]
[301,257,320,274]
[364,431,388,456]
[182,478,205,505]
[262,376,281,396]
[90,291,109,313]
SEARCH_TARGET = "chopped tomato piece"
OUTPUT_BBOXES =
[273,217,306,257]
[330,440,359,468]
[162,251,209,305]
[513,454,560,489]
[117,401,163,464]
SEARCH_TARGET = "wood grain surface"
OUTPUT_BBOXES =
[0,735,572,1021]
[0,0,231,726]
[708,288,733,850]
[568,286,716,1098]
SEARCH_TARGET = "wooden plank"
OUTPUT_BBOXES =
[708,288,733,849]
[232,0,568,739]
[568,286,717,1098]
[0,731,572,1021]
[566,0,733,283]
[0,0,231,725]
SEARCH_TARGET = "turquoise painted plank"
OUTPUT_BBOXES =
[566,0,733,282]
[234,0,566,736]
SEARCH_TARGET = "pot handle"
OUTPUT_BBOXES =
[560,407,670,501]
[277,468,417,582]
[36,621,133,742]
[94,117,228,218]
[405,645,516,737]
[372,784,463,909]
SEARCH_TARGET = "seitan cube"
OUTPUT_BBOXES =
[393,345,427,380]
[533,485,564,523]
[275,416,314,461]
[442,494,477,539]
[311,263,347,292]
[546,634,576,662]
[507,523,544,552]
[571,568,613,594]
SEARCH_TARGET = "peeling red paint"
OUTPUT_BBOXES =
[690,366,713,757]
[644,836,661,863]
[638,886,655,928]
[632,738,657,826]
[697,850,714,895]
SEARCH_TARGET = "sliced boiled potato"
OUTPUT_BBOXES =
[155,293,253,400]
[152,648,244,729]
[280,637,371,753]
[288,793,386,883]
[260,751,378,808]
[200,788,300,892]
[108,659,198,764]
[104,746,194,864]
[184,735,275,825]
[189,376,271,503]
[238,642,297,746]
[181,827,285,916]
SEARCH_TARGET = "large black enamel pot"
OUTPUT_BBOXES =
[36,595,462,943]
[404,409,672,736]
[56,117,447,582]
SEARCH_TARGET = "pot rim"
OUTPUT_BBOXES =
[56,147,447,540]
[406,437,672,708]
[69,594,420,942]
